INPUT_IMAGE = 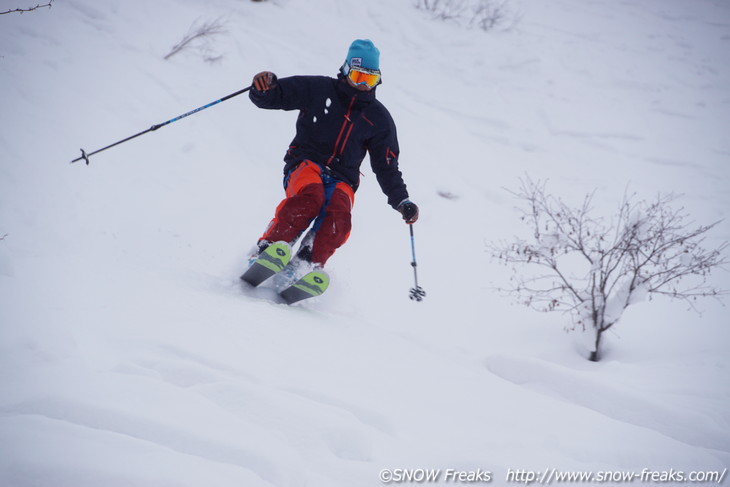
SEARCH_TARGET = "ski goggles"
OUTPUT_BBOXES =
[343,63,381,88]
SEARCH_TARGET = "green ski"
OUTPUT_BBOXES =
[240,241,292,287]
[279,269,330,304]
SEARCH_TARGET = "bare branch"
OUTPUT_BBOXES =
[0,0,53,15]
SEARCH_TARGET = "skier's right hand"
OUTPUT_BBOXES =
[252,71,277,92]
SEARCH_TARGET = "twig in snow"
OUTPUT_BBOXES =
[164,17,227,63]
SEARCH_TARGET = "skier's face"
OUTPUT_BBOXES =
[346,76,373,91]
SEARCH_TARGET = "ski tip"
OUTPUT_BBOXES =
[301,270,330,293]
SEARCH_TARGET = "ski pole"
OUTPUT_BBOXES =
[70,86,252,165]
[408,224,426,302]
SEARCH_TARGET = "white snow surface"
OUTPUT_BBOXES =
[1,0,729,486]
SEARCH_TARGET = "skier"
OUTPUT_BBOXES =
[245,39,419,277]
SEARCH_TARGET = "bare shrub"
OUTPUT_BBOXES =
[490,178,728,361]
[415,0,519,31]
[417,0,468,21]
[164,17,227,63]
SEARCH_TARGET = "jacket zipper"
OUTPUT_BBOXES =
[327,96,357,166]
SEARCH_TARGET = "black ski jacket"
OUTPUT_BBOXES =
[249,74,409,209]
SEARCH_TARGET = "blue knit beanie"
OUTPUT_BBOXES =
[345,39,380,71]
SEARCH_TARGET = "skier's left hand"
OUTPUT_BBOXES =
[397,200,419,224]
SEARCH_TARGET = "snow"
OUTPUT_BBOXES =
[1,0,729,486]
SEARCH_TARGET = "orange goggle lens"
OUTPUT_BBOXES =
[347,68,380,87]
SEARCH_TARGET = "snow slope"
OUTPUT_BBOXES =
[1,0,729,486]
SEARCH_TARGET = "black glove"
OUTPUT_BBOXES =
[397,199,419,224]
[252,71,277,92]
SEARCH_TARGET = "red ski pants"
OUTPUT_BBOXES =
[260,161,355,266]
